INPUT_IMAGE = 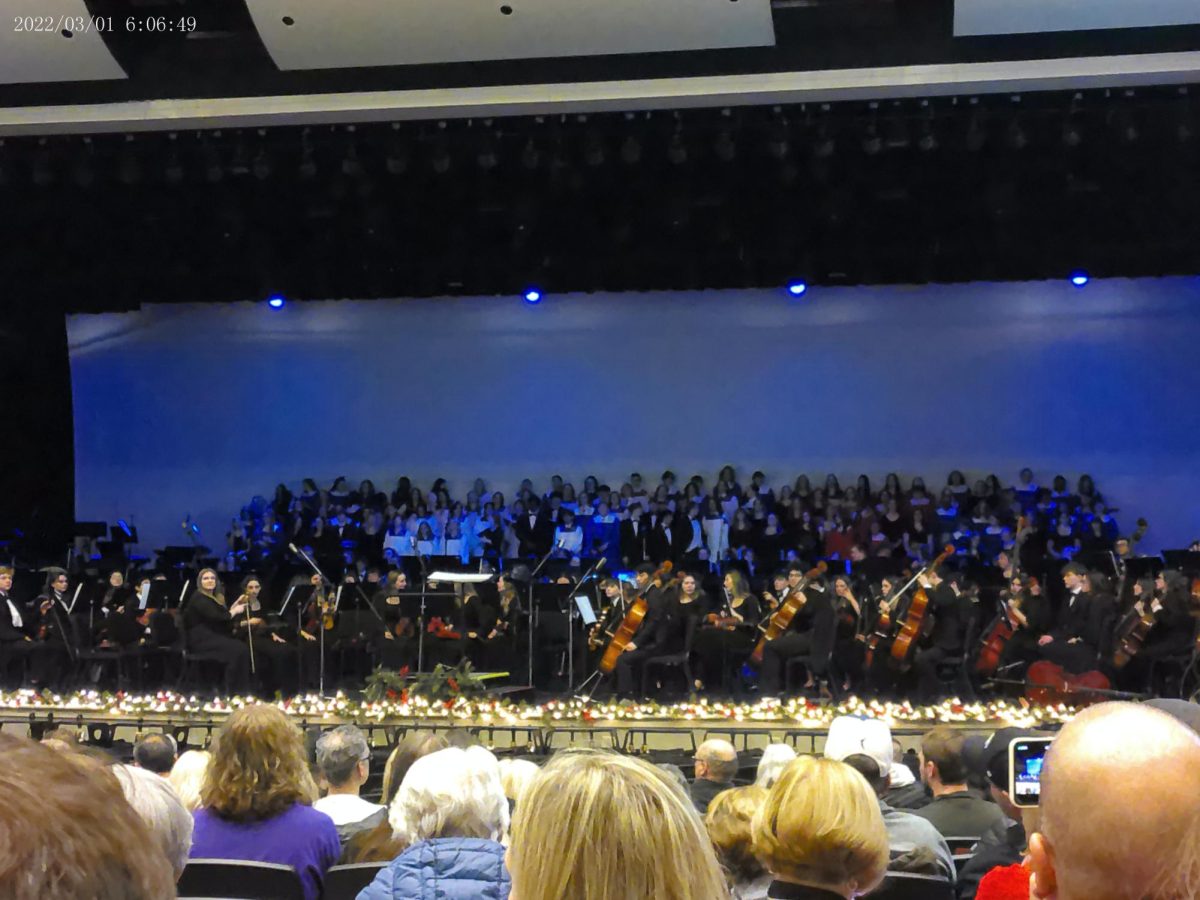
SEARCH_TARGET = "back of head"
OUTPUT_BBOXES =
[200,704,317,822]
[509,749,728,900]
[168,750,210,812]
[920,726,968,785]
[753,755,889,895]
[497,758,540,805]
[0,734,175,899]
[133,733,177,775]
[697,738,739,783]
[113,764,194,879]
[825,717,893,782]
[382,732,450,806]
[706,785,769,886]
[315,724,370,790]
[389,745,508,846]
[756,743,798,788]
[1032,702,1200,900]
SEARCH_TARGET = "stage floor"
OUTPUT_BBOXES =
[0,690,1073,753]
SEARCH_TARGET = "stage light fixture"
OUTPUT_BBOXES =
[1070,271,1089,287]
[267,295,286,308]
[523,288,542,304]
[787,281,808,297]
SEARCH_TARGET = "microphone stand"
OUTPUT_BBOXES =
[242,594,256,677]
[565,556,607,694]
[414,549,429,673]
[526,545,557,688]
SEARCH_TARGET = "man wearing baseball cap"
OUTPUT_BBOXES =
[956,726,1048,900]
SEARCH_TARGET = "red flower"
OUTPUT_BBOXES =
[400,689,409,704]
[386,689,398,699]
[398,665,410,677]
[448,677,460,693]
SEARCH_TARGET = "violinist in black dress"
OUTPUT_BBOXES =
[181,568,251,694]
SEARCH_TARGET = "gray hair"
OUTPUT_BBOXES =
[315,724,371,788]
[389,746,509,846]
[756,743,798,787]
[114,764,194,880]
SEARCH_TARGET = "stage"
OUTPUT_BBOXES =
[0,690,1075,754]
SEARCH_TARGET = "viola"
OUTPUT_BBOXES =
[427,616,462,640]
[890,545,956,669]
[597,561,674,674]
[1025,659,1112,707]
[704,612,743,631]
[749,562,827,666]
[863,580,906,669]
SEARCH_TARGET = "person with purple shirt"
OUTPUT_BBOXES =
[189,705,340,900]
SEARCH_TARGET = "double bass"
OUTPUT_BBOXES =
[890,545,955,668]
[749,562,827,666]
[596,562,674,675]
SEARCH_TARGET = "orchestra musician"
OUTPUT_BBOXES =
[33,568,75,689]
[862,574,903,696]
[992,575,1051,676]
[911,570,972,704]
[758,573,835,697]
[371,570,416,671]
[233,575,300,695]
[1117,570,1196,690]
[1035,562,1112,674]
[482,584,525,675]
[181,568,251,695]
[692,571,759,694]
[0,566,47,688]
[831,575,866,691]
[612,563,674,698]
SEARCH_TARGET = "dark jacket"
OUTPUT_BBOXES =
[928,583,970,652]
[357,837,510,900]
[690,777,733,815]
[911,790,1005,840]
[956,819,1025,900]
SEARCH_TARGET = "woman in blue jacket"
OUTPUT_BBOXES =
[357,745,510,900]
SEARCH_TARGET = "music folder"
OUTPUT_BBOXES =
[573,594,598,626]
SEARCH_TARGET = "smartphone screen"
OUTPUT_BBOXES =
[1010,737,1053,807]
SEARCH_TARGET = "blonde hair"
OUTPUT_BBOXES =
[200,705,318,823]
[167,750,211,812]
[706,785,768,885]
[753,756,888,894]
[498,757,540,805]
[509,749,728,900]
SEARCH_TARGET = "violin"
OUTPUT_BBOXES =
[427,616,462,640]
[889,545,956,669]
[596,561,673,674]
[863,578,905,669]
[749,562,827,666]
[302,582,338,634]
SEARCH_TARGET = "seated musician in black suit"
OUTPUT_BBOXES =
[1036,562,1111,674]
[612,564,674,698]
[912,570,972,703]
[0,566,43,688]
[758,574,836,696]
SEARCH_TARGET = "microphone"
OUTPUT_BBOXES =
[288,542,299,554]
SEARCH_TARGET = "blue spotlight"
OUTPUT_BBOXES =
[523,288,542,304]
[787,280,808,297]
[267,294,286,308]
[1070,272,1089,287]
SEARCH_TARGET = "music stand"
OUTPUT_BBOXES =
[1162,551,1200,575]
[1124,555,1164,579]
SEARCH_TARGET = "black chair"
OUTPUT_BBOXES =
[871,872,955,900]
[177,859,304,900]
[174,617,229,693]
[944,836,980,857]
[324,862,388,899]
[641,616,698,696]
[954,853,975,877]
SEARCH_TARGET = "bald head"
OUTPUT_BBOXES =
[1030,702,1200,900]
[696,740,739,784]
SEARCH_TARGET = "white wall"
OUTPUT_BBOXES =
[67,278,1200,553]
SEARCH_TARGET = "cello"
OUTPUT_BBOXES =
[890,545,955,668]
[864,577,905,669]
[975,517,1033,676]
[1025,660,1113,707]
[749,562,827,667]
[597,561,674,674]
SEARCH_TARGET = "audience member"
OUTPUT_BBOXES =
[755,742,798,788]
[167,749,210,811]
[706,785,772,900]
[508,749,728,900]
[956,727,1047,900]
[913,727,1004,839]
[113,763,194,880]
[1028,702,1200,899]
[359,745,510,900]
[0,733,175,899]
[691,738,739,814]
[132,732,178,775]
[190,705,339,900]
[839,751,955,882]
[313,724,386,844]
[753,755,889,899]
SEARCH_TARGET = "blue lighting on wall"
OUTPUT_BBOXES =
[787,281,808,297]
[267,295,286,309]
[524,289,542,304]
[1070,272,1089,287]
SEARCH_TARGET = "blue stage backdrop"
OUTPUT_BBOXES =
[67,278,1200,554]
